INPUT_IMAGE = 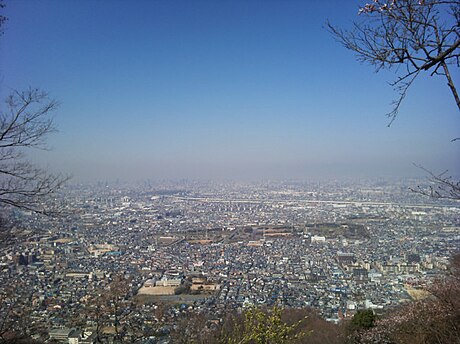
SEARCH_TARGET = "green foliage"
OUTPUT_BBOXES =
[220,305,308,344]
[350,310,376,330]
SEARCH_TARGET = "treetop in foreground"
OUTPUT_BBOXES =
[0,88,69,214]
[328,0,460,124]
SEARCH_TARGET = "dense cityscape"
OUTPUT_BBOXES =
[1,178,458,343]
[1,0,459,343]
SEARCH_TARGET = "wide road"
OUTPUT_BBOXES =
[168,195,460,210]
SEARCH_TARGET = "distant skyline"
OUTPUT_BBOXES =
[1,0,459,181]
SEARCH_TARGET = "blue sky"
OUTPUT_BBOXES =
[1,0,459,181]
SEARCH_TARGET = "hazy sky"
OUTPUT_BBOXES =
[1,0,459,181]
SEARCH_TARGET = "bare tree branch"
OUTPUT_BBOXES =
[409,164,460,200]
[327,0,460,125]
[0,88,70,214]
[328,1,460,202]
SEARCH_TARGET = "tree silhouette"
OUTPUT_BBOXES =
[328,0,460,201]
[0,88,69,214]
[409,164,460,200]
[328,0,460,125]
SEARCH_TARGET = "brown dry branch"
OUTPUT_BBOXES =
[327,0,460,125]
[409,164,460,200]
[0,88,70,215]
